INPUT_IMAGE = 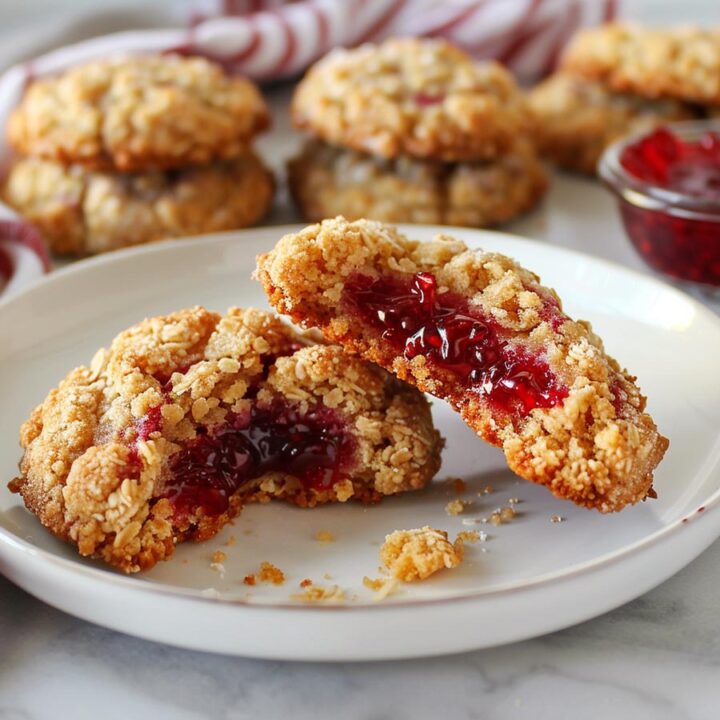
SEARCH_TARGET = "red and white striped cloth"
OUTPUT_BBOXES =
[0,0,618,296]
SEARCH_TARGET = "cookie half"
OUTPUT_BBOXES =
[8,55,270,171]
[561,23,720,105]
[528,74,696,174]
[3,153,274,256]
[10,307,442,572]
[292,38,530,162]
[257,218,669,513]
[288,139,547,226]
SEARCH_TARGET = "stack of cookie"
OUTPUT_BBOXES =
[529,23,720,175]
[3,55,274,256]
[288,38,548,228]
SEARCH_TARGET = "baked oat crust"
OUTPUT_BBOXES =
[257,218,669,513]
[288,139,547,226]
[8,55,270,171]
[10,306,442,572]
[3,153,274,256]
[291,38,530,162]
[561,23,720,105]
[528,74,695,174]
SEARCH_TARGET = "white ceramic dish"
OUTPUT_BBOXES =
[1,225,719,661]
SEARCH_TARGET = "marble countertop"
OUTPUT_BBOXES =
[2,3,720,718]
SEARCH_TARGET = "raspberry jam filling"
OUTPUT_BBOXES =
[344,271,567,414]
[618,127,720,286]
[162,402,355,517]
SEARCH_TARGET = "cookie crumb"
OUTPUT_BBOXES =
[258,561,285,585]
[456,530,486,543]
[243,561,286,586]
[380,526,463,582]
[211,550,227,564]
[225,535,237,547]
[363,576,399,601]
[316,530,335,543]
[291,584,347,603]
[299,578,313,588]
[445,499,469,516]
[508,497,520,505]
[550,515,565,523]
[490,506,516,525]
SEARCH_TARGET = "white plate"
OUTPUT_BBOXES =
[1,225,719,661]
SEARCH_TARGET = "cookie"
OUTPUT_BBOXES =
[9,307,443,572]
[291,38,530,162]
[3,153,274,256]
[287,139,547,226]
[257,218,669,513]
[528,74,696,174]
[8,55,270,171]
[561,23,720,105]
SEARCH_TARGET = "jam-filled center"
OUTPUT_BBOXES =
[344,270,567,414]
[621,127,720,200]
[159,402,354,517]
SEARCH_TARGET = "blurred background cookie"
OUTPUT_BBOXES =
[527,74,695,175]
[288,139,547,227]
[529,23,720,174]
[288,38,546,227]
[8,55,269,171]
[3,153,274,256]
[4,54,274,255]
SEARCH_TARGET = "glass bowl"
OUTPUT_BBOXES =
[599,120,720,296]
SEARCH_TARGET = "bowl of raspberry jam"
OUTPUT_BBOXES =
[599,121,720,295]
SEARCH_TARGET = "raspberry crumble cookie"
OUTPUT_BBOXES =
[528,74,694,175]
[528,23,720,174]
[257,218,669,512]
[3,153,274,256]
[5,54,274,255]
[8,55,270,171]
[9,307,442,572]
[288,38,546,227]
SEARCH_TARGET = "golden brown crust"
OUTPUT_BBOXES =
[288,139,547,226]
[528,74,696,174]
[8,55,270,171]
[256,218,669,513]
[561,23,720,104]
[292,38,531,161]
[11,306,442,572]
[2,154,274,256]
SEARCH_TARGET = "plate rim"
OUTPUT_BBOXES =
[2,223,719,612]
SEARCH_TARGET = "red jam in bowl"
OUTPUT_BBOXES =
[604,125,720,288]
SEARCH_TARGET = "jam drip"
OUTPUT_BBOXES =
[344,271,567,414]
[163,402,355,518]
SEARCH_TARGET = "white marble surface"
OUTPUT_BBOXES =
[2,2,720,717]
